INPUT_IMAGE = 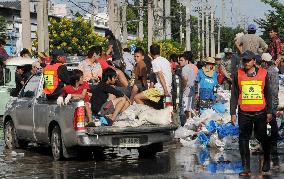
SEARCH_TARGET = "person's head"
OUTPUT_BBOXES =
[183,51,194,64]
[134,47,145,63]
[16,66,25,75]
[31,61,41,74]
[87,46,102,61]
[268,27,279,39]
[20,48,31,58]
[203,57,215,69]
[261,53,273,69]
[51,49,66,64]
[0,38,6,47]
[70,69,84,86]
[123,48,131,53]
[178,54,188,67]
[224,48,233,59]
[247,24,256,34]
[169,54,178,63]
[105,29,114,40]
[242,50,256,70]
[215,54,222,65]
[102,68,117,84]
[150,44,160,58]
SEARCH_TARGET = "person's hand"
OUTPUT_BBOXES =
[57,96,64,106]
[231,115,237,126]
[64,94,72,105]
[164,90,169,96]
[267,113,272,123]
[276,59,281,66]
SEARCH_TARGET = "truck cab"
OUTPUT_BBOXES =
[0,57,36,115]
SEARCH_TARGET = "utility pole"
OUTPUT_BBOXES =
[108,0,120,40]
[108,0,115,32]
[197,10,200,59]
[21,0,32,49]
[37,0,49,54]
[165,0,171,40]
[205,4,209,57]
[185,4,191,51]
[217,19,220,54]
[179,2,183,44]
[201,4,205,58]
[154,0,164,40]
[138,0,144,40]
[221,0,225,26]
[210,0,215,57]
[90,0,97,30]
[148,0,154,51]
[122,2,127,47]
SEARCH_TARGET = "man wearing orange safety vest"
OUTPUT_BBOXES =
[230,50,272,176]
[43,49,70,100]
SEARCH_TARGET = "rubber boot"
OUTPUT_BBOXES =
[239,140,251,176]
[271,142,279,168]
[262,142,271,172]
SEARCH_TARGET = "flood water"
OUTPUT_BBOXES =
[0,121,284,178]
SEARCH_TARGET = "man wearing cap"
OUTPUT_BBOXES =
[235,24,268,55]
[195,57,218,110]
[23,61,41,81]
[261,52,280,168]
[215,54,224,85]
[231,50,273,176]
[43,49,70,100]
[268,27,282,70]
[221,48,233,90]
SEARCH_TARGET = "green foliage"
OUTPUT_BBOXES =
[0,16,7,40]
[35,17,107,55]
[255,0,284,41]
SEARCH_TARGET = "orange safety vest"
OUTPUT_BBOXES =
[43,63,62,94]
[238,68,267,112]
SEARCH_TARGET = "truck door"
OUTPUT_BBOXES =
[16,74,41,141]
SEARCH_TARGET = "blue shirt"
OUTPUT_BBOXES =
[196,69,218,100]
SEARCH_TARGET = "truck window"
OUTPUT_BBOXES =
[19,74,41,98]
[4,68,11,84]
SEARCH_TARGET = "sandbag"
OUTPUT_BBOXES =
[138,106,173,125]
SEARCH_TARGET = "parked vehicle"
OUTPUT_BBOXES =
[0,57,36,115]
[3,73,177,160]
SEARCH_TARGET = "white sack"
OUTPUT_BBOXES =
[138,106,173,125]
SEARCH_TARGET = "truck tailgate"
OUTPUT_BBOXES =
[85,124,178,135]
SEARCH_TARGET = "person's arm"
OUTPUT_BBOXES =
[230,72,239,115]
[235,38,243,54]
[156,71,169,95]
[275,39,282,66]
[104,84,124,97]
[221,63,232,81]
[140,64,148,88]
[58,65,70,85]
[264,73,272,114]
[259,37,268,52]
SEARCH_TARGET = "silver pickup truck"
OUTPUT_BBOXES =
[3,73,177,160]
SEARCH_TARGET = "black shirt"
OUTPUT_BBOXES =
[108,38,122,61]
[90,82,124,114]
[230,67,272,115]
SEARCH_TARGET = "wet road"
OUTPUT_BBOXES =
[1,122,284,178]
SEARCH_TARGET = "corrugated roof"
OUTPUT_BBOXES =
[0,1,21,10]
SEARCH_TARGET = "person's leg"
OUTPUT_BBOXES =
[109,97,127,121]
[121,97,130,111]
[270,113,279,168]
[238,112,253,176]
[85,102,92,122]
[130,84,139,104]
[116,69,129,87]
[134,91,148,104]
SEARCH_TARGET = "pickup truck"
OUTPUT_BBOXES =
[3,73,178,160]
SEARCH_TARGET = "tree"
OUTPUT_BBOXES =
[0,16,7,40]
[255,0,284,42]
[34,17,107,55]
[219,25,243,52]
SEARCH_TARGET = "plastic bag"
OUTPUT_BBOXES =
[212,102,226,113]
[197,132,209,146]
[206,120,218,133]
[217,123,239,139]
[174,127,195,138]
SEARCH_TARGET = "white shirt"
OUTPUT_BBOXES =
[152,56,172,94]
[123,52,135,71]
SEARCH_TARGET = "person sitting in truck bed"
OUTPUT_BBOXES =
[90,68,130,124]
[57,69,92,122]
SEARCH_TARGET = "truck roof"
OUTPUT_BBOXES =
[5,57,37,66]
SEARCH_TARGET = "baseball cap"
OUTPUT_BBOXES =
[215,53,222,59]
[242,50,255,60]
[32,61,41,68]
[255,55,262,64]
[224,48,233,53]
[261,53,272,62]
[248,24,256,31]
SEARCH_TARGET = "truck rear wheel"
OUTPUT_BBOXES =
[51,126,64,161]
[4,120,18,149]
[138,143,163,159]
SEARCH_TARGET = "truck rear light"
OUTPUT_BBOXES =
[73,106,86,132]
[164,95,173,108]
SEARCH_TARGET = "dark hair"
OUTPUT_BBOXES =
[20,48,31,57]
[150,44,160,56]
[248,30,256,34]
[183,51,194,63]
[134,47,145,56]
[123,48,131,52]
[102,68,117,82]
[179,53,188,62]
[169,54,178,62]
[268,27,279,33]
[105,29,114,39]
[70,69,83,86]
[0,38,6,45]
[87,46,102,58]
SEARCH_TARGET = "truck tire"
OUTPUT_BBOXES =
[51,125,64,161]
[138,142,163,159]
[4,120,18,149]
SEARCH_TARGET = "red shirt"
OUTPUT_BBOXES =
[62,82,90,102]
[269,37,282,61]
[97,58,116,71]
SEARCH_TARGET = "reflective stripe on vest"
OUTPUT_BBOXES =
[43,63,62,94]
[238,68,267,112]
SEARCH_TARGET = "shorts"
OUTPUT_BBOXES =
[99,100,115,116]
[143,88,163,103]
[183,94,194,112]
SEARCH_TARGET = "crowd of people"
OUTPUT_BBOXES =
[0,23,283,176]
